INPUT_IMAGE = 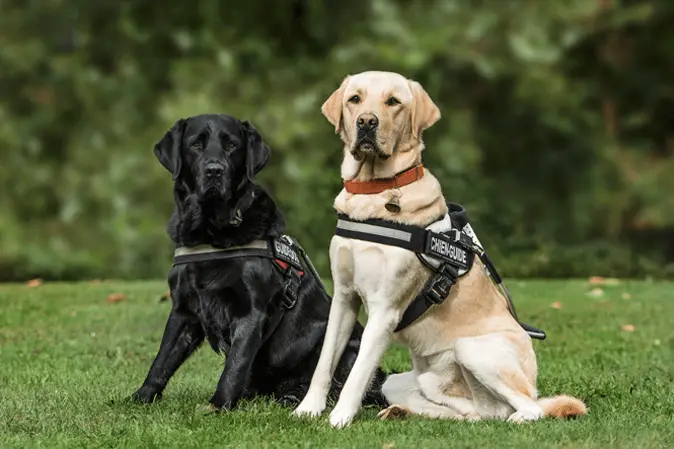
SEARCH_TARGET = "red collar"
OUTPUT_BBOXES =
[343,164,424,195]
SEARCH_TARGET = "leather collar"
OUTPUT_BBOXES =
[343,164,424,195]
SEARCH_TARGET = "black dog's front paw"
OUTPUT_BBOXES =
[131,387,163,404]
[198,403,221,415]
[205,391,241,413]
[277,394,301,407]
[200,400,235,415]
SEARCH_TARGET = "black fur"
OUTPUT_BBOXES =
[131,114,388,411]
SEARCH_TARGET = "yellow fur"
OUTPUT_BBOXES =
[293,71,586,428]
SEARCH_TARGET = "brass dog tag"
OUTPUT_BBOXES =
[385,189,402,214]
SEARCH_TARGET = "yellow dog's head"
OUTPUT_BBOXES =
[321,71,441,160]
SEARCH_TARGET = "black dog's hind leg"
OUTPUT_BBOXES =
[272,377,310,407]
[132,308,204,403]
[333,337,390,408]
[208,311,266,411]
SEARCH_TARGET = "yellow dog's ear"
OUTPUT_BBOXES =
[321,76,350,133]
[408,80,441,139]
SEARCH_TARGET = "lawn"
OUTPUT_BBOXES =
[0,279,672,448]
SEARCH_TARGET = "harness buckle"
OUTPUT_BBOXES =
[282,268,301,309]
[452,229,462,242]
[423,264,457,305]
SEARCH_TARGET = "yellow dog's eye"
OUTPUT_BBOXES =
[348,95,360,104]
[385,97,400,106]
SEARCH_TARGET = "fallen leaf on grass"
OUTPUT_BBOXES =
[159,290,171,302]
[621,324,635,332]
[587,288,604,297]
[89,279,102,285]
[588,276,620,286]
[622,292,632,300]
[551,301,562,309]
[26,278,43,287]
[107,293,126,303]
[382,443,395,449]
[588,276,605,284]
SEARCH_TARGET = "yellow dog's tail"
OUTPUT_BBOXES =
[538,395,587,418]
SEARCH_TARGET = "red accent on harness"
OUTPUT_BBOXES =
[274,259,304,276]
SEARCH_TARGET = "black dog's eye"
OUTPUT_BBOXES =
[190,141,203,150]
[385,97,400,106]
[226,141,237,151]
[348,95,361,104]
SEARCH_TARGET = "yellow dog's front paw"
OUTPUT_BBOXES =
[329,405,358,429]
[292,394,326,419]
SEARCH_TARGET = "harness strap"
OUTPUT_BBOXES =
[173,240,270,266]
[335,205,546,340]
[394,264,458,332]
[336,214,474,272]
[261,267,302,343]
[172,236,313,345]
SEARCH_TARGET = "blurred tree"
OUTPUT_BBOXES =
[0,0,672,281]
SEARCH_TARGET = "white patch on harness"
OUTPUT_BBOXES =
[461,223,483,247]
[274,237,301,267]
[419,215,480,276]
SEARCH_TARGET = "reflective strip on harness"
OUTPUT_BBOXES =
[335,214,474,272]
[174,240,269,257]
[336,219,414,243]
[172,236,303,272]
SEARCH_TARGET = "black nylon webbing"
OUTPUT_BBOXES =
[333,210,547,340]
[335,214,428,252]
[173,248,273,266]
[171,237,308,345]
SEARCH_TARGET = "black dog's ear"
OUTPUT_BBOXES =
[154,119,186,180]
[227,120,270,227]
[241,120,270,182]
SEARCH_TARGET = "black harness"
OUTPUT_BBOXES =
[173,236,321,343]
[335,202,546,339]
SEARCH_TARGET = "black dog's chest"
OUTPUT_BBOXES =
[178,263,245,352]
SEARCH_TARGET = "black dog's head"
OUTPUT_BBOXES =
[154,114,270,223]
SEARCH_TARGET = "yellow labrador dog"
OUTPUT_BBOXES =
[292,71,586,428]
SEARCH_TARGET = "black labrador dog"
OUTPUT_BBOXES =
[131,114,387,412]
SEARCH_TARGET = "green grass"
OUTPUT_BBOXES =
[0,279,673,449]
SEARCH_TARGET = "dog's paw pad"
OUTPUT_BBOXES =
[198,403,220,416]
[278,394,301,407]
[130,389,162,404]
[507,408,543,423]
[378,404,411,420]
[329,407,357,429]
[464,412,482,422]
[292,396,326,418]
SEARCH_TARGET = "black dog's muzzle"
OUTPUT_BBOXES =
[198,161,230,197]
[204,163,225,180]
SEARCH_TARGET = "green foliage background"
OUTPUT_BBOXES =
[2,0,673,281]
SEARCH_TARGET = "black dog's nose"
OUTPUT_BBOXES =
[357,114,379,131]
[205,163,224,178]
